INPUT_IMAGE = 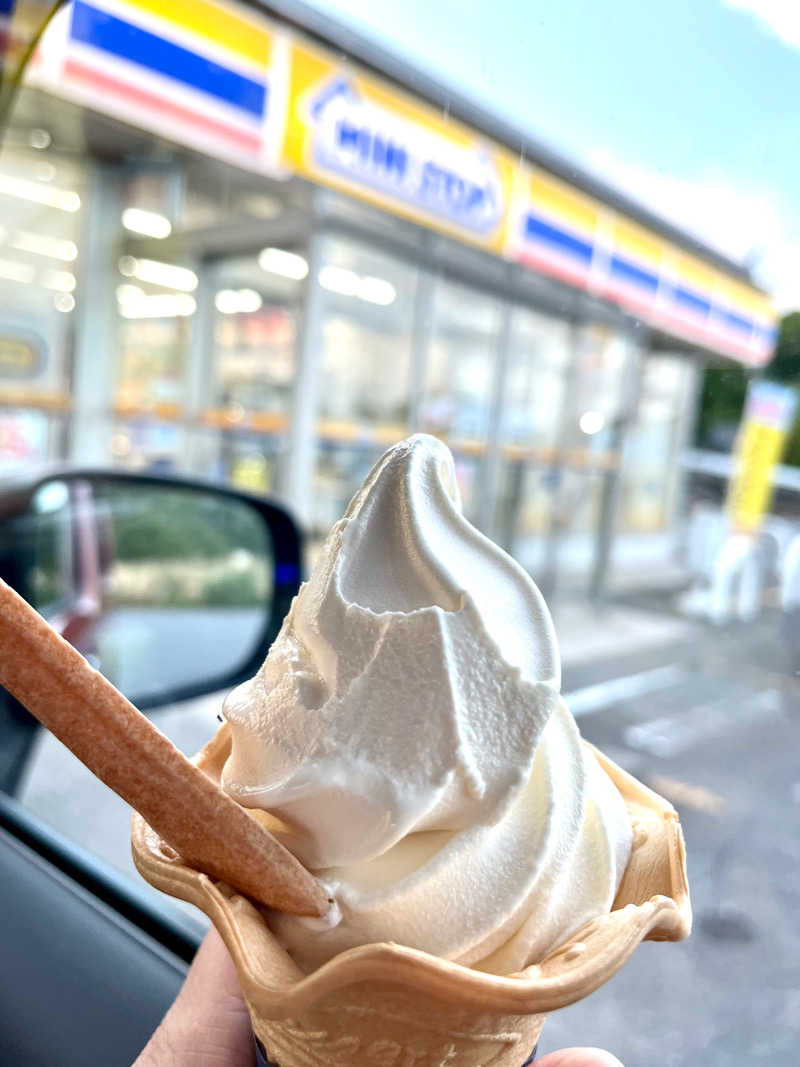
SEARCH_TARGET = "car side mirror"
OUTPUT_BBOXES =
[1,472,301,710]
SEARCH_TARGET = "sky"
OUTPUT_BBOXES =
[306,0,800,311]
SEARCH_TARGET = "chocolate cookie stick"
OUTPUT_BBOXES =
[0,579,329,918]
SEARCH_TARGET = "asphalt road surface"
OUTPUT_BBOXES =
[18,598,800,1066]
[540,607,800,1065]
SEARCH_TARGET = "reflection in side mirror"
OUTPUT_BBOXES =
[22,476,291,708]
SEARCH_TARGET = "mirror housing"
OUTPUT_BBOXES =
[0,470,301,710]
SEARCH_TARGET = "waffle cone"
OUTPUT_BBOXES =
[132,725,690,1066]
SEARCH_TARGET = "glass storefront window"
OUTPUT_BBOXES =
[418,278,503,521]
[495,308,571,551]
[511,322,633,578]
[2,86,305,479]
[115,316,192,414]
[311,238,418,532]
[210,255,299,417]
[501,309,571,448]
[0,124,85,471]
[114,168,198,429]
[206,250,304,493]
[619,353,697,534]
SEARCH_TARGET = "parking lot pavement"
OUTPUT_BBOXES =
[17,600,800,1065]
[542,613,800,1065]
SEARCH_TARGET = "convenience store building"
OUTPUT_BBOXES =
[0,0,778,582]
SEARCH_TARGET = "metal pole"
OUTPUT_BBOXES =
[538,315,585,600]
[589,329,646,601]
[276,204,327,530]
[407,241,436,430]
[671,358,702,553]
[68,164,121,464]
[475,295,513,537]
[182,262,215,475]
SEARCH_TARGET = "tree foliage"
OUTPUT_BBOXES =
[695,312,800,464]
[767,312,800,386]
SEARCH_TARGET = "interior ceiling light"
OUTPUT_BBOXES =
[118,292,197,319]
[0,257,35,284]
[29,128,51,149]
[0,174,80,212]
[116,284,145,303]
[358,275,396,306]
[215,288,263,314]
[41,269,76,293]
[579,410,606,436]
[122,208,172,239]
[258,247,308,280]
[118,256,197,292]
[319,264,360,297]
[11,231,78,262]
[319,265,397,306]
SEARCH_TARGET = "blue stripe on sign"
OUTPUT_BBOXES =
[0,0,16,19]
[524,212,593,266]
[719,309,752,335]
[609,254,659,295]
[673,285,710,319]
[69,1,266,118]
[758,324,778,344]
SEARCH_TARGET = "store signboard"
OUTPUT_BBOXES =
[0,328,45,378]
[509,166,777,367]
[602,218,664,316]
[655,260,776,368]
[29,0,284,172]
[704,279,773,365]
[508,166,600,289]
[283,41,514,250]
[727,381,797,533]
[26,0,779,364]
[656,252,716,346]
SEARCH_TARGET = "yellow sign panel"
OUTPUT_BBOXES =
[526,166,600,235]
[727,382,797,533]
[611,217,665,274]
[283,41,515,251]
[231,453,272,493]
[123,0,274,68]
[0,335,41,376]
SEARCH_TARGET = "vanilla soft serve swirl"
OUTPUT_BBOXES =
[221,435,631,973]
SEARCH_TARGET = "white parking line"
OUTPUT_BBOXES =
[624,688,782,758]
[564,663,688,718]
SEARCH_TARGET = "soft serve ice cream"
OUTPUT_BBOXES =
[221,435,632,974]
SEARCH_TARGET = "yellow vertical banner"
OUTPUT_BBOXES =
[727,381,797,533]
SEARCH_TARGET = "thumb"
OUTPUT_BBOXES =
[537,1049,624,1067]
[134,926,255,1066]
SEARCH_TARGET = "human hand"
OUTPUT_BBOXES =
[538,1050,623,1066]
[133,927,255,1066]
[134,928,623,1067]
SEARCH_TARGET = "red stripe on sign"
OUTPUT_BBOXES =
[593,278,656,319]
[63,57,261,154]
[516,246,592,290]
[656,306,709,331]
[655,309,762,364]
